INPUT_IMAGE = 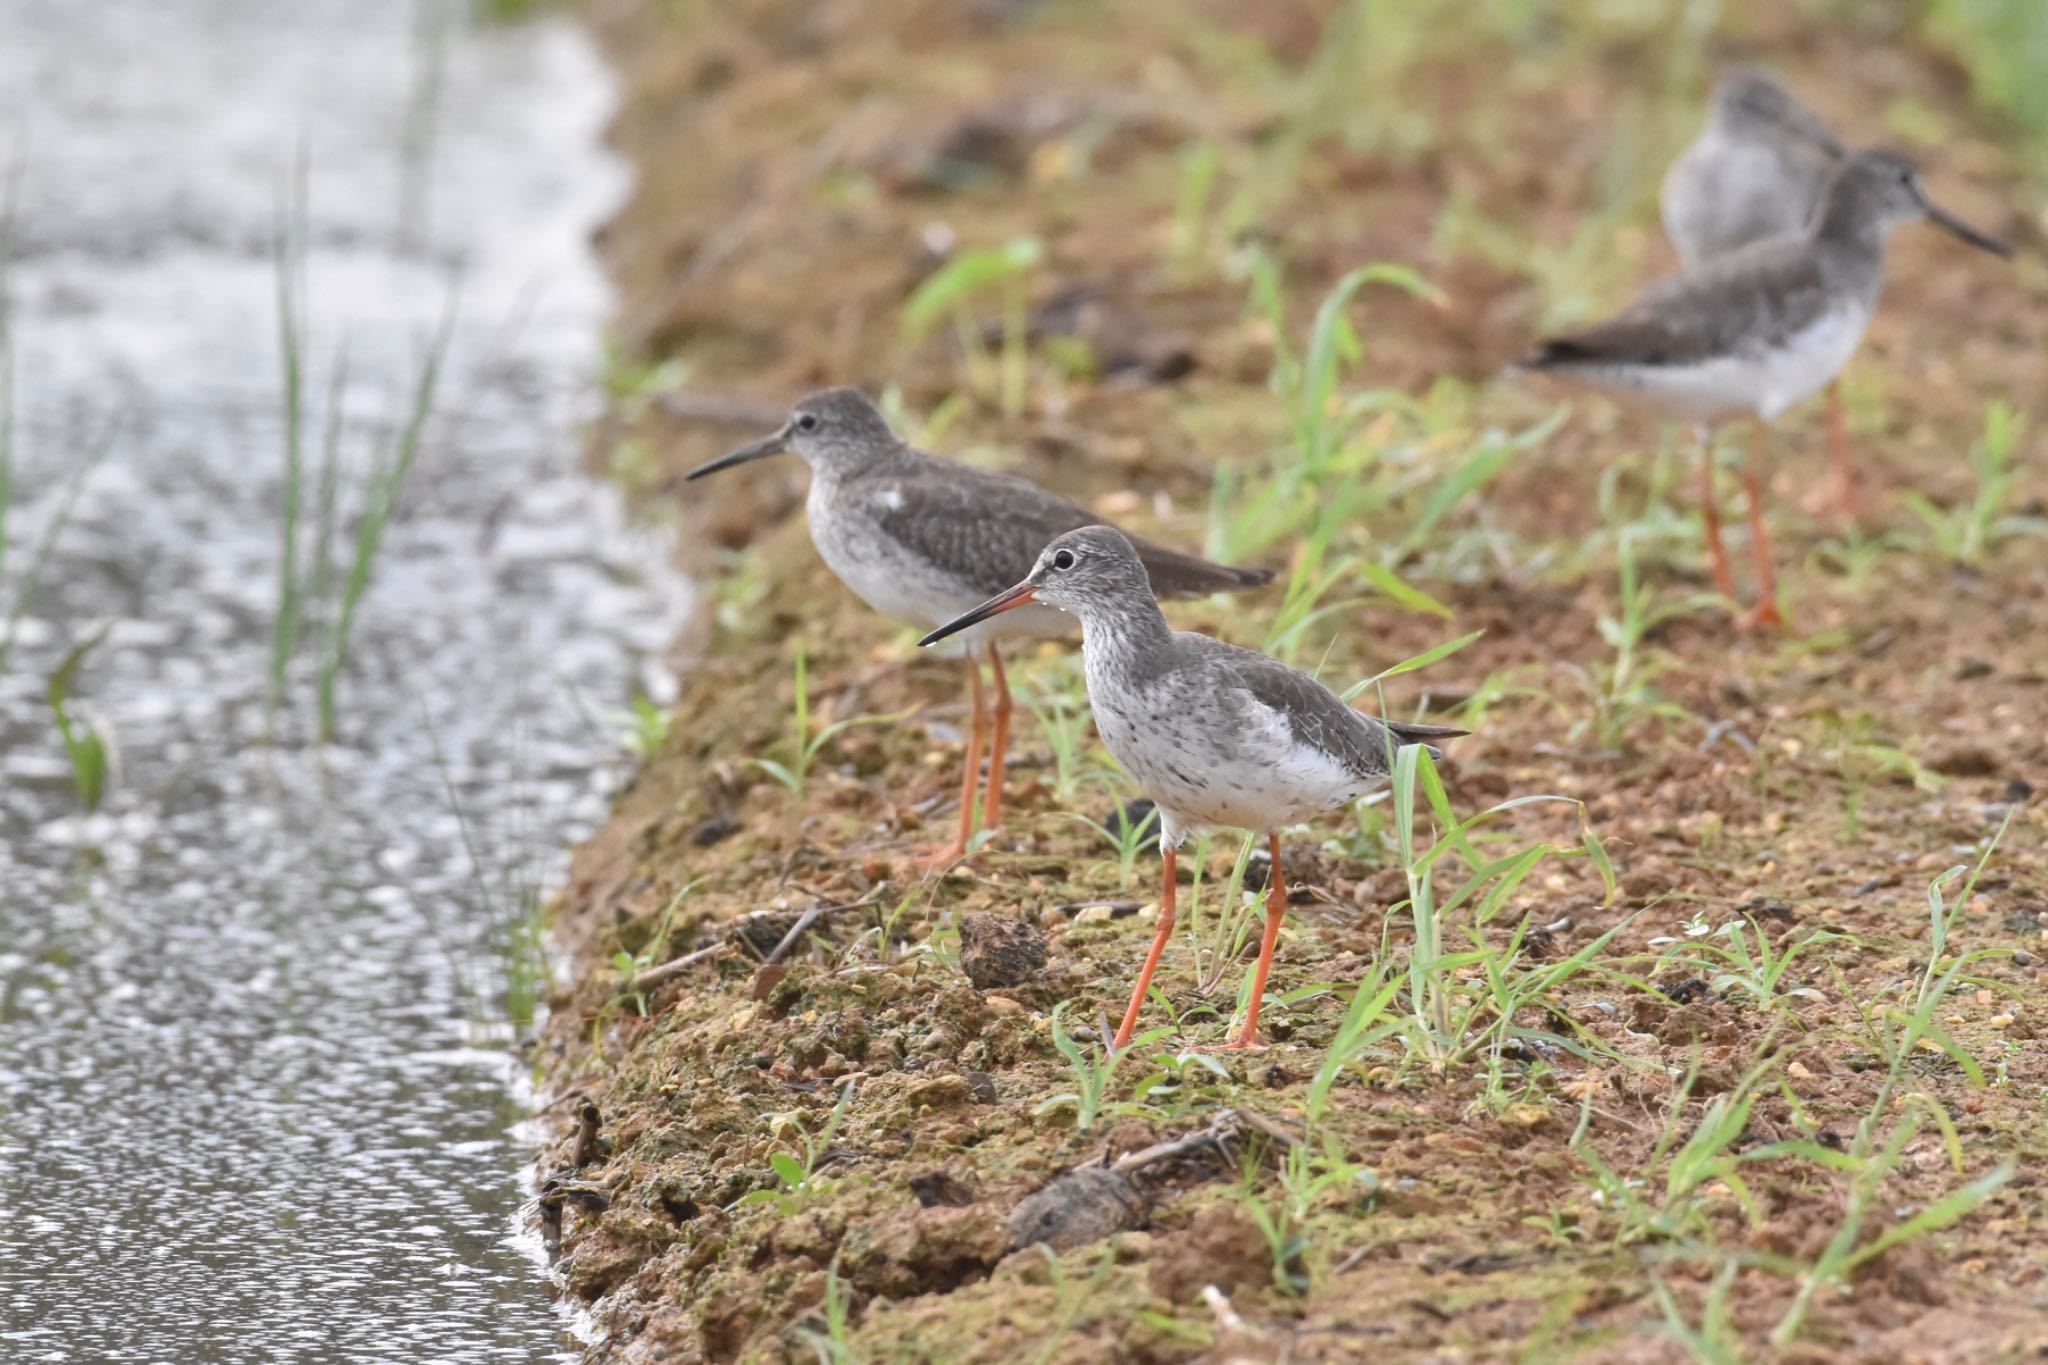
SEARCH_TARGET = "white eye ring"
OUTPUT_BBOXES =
[795,413,820,433]
[1052,549,1075,570]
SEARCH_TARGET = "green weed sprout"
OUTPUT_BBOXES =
[47,624,116,812]
[736,1076,860,1214]
[901,237,1044,416]
[750,647,899,808]
[1902,401,2043,568]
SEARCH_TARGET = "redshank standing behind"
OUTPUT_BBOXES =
[921,526,1463,1049]
[1524,149,2010,629]
[685,389,1272,865]
[1660,67,1865,515]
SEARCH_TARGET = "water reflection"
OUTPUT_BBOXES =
[0,2,682,1358]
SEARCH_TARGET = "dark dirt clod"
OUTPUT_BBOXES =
[908,1171,979,1208]
[957,913,1049,989]
[1005,1166,1146,1253]
[688,813,736,846]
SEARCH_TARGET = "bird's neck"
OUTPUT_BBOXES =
[1813,189,1891,259]
[1078,599,1174,682]
[811,440,917,488]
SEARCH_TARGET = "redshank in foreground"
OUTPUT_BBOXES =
[920,526,1463,1049]
[1661,67,1866,518]
[1524,148,2010,630]
[685,389,1272,865]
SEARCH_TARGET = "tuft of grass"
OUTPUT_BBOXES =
[1036,1002,1162,1129]
[616,693,675,758]
[1901,401,2043,568]
[270,156,309,711]
[1064,798,1158,890]
[748,647,898,809]
[318,298,455,741]
[734,1077,859,1215]
[1387,740,1615,1065]
[47,624,116,812]
[901,237,1044,416]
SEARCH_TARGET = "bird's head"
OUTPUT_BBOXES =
[683,387,902,481]
[1823,149,2011,256]
[1713,67,1840,157]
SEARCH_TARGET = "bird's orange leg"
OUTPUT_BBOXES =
[1823,380,1861,523]
[1698,428,1739,605]
[1112,844,1177,1050]
[1740,431,1783,633]
[922,655,986,869]
[1225,834,1288,1050]
[981,647,1013,835]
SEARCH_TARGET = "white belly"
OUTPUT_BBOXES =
[1091,678,1366,846]
[1575,306,1870,424]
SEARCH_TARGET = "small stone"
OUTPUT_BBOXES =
[1989,1013,2015,1029]
[984,995,1027,1016]
[1788,1061,1815,1081]
[958,913,1049,989]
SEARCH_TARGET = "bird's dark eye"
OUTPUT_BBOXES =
[1052,549,1075,571]
[795,413,820,433]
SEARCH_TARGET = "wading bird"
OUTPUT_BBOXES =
[922,526,1461,1049]
[1662,67,1869,518]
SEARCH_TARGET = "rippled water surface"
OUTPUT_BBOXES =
[0,2,684,1359]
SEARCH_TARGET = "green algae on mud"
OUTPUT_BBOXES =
[541,0,2048,1360]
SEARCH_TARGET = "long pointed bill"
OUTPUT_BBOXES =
[919,583,1039,647]
[1926,200,2013,257]
[683,430,788,481]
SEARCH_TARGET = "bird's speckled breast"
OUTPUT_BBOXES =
[1083,630,1363,844]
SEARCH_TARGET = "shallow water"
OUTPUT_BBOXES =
[0,2,685,1359]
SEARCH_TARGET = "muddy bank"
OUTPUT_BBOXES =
[538,1,2048,1360]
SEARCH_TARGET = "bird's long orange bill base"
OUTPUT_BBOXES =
[683,430,787,481]
[918,583,1039,646]
[1926,201,2012,257]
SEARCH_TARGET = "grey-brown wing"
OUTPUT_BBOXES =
[864,461,1101,596]
[866,456,1270,600]
[1527,240,1832,369]
[1204,641,1404,783]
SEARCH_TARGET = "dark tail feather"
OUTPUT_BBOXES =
[1135,542,1275,599]
[1389,720,1469,762]
[1516,337,1595,370]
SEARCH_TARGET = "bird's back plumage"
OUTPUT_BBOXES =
[828,447,1268,611]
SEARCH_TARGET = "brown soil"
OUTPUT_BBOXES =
[540,2,2048,1360]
